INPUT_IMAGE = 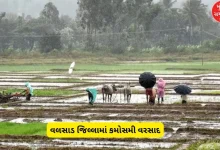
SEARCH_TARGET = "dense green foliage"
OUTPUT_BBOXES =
[0,0,219,55]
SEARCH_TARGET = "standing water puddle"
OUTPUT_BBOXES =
[0,82,80,87]
[55,94,220,104]
[52,140,177,149]
[0,76,36,79]
[0,140,177,149]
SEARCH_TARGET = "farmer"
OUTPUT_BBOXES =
[146,88,156,105]
[181,95,187,104]
[157,78,166,104]
[22,82,33,101]
[86,88,97,105]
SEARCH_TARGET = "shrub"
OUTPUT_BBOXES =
[211,39,220,51]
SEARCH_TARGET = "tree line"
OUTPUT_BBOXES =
[0,0,219,54]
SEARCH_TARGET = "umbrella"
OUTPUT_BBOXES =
[174,84,191,95]
[139,72,156,89]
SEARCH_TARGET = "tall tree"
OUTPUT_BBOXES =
[40,2,60,28]
[0,12,5,23]
[161,0,177,9]
[150,8,187,46]
[182,0,208,39]
[60,27,74,50]
[60,15,72,29]
[37,2,62,52]
[77,0,110,50]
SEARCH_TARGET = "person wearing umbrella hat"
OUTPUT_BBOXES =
[139,72,157,105]
[181,95,187,104]
[174,84,191,104]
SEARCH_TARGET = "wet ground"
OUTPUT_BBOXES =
[0,72,220,149]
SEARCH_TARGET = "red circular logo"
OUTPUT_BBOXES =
[212,1,220,22]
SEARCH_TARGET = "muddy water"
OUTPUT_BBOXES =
[6,117,182,124]
[72,85,103,90]
[54,94,220,104]
[0,76,35,79]
[46,74,203,80]
[201,77,220,80]
[98,74,220,78]
[0,142,55,149]
[10,118,27,124]
[98,74,200,78]
[7,118,141,124]
[0,141,177,149]
[0,86,57,89]
[0,79,26,81]
[73,84,220,91]
[2,97,58,102]
[53,140,177,149]
[73,79,220,85]
[21,103,83,107]
[30,97,60,102]
[0,107,15,110]
[189,121,220,129]
[0,82,80,87]
[7,116,220,130]
[45,76,81,79]
[2,72,220,149]
[3,106,71,110]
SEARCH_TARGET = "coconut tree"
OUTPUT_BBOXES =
[181,0,208,38]
[161,0,177,9]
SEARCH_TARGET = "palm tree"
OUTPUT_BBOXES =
[182,0,208,37]
[161,0,177,9]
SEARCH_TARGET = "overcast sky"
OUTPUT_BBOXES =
[0,0,218,18]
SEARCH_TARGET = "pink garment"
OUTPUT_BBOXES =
[157,78,166,98]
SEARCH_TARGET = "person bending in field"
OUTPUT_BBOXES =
[86,88,97,105]
[22,82,33,101]
[146,88,156,105]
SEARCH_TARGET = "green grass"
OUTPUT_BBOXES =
[31,78,86,83]
[0,89,81,97]
[117,70,213,74]
[197,90,220,95]
[0,122,46,136]
[1,61,220,73]
[76,62,220,72]
[187,140,220,150]
[0,64,69,72]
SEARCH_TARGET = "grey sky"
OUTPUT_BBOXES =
[0,0,78,17]
[0,0,218,18]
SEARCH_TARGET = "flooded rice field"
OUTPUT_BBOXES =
[0,72,220,149]
[0,82,81,87]
[54,94,220,104]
